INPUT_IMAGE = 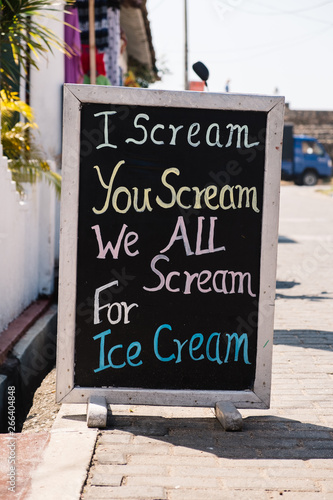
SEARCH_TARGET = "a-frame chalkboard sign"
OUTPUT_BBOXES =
[56,85,284,418]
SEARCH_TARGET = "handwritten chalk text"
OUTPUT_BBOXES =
[93,325,251,372]
[94,111,260,150]
[143,255,256,296]
[92,161,259,215]
[94,280,138,325]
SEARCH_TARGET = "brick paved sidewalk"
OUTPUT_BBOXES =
[82,186,333,500]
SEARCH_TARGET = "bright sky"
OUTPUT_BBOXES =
[147,0,333,110]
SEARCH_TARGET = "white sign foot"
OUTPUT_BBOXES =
[87,396,107,428]
[215,401,243,431]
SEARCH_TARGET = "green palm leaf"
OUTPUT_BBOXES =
[1,0,75,95]
[1,91,62,197]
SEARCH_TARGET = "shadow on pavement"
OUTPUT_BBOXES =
[274,329,333,352]
[276,293,332,301]
[276,280,300,289]
[278,235,298,244]
[275,280,332,301]
[97,413,333,460]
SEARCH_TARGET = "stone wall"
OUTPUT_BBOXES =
[284,106,333,158]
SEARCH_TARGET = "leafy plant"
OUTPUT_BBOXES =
[0,0,73,95]
[1,91,61,197]
[124,70,140,88]
[0,0,69,194]
[127,55,158,88]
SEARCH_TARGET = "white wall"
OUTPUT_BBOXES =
[0,9,66,332]
[29,11,64,163]
[0,148,56,332]
[29,10,64,263]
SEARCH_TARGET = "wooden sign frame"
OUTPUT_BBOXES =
[56,85,284,409]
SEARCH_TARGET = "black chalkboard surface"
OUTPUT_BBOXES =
[57,86,284,408]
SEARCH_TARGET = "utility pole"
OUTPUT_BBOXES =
[89,0,96,84]
[184,0,189,90]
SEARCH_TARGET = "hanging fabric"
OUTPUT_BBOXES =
[77,0,109,51]
[104,1,121,86]
[81,44,111,85]
[64,6,83,83]
[121,0,142,7]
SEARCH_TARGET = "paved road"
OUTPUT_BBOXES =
[78,185,333,500]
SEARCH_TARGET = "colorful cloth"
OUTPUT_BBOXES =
[81,45,108,76]
[107,0,121,7]
[76,0,109,50]
[105,6,121,85]
[64,7,83,83]
[83,74,111,85]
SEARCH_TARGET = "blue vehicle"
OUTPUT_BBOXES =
[282,124,332,186]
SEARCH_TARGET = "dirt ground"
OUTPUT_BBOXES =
[22,367,60,433]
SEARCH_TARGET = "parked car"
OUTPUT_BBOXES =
[282,124,332,186]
